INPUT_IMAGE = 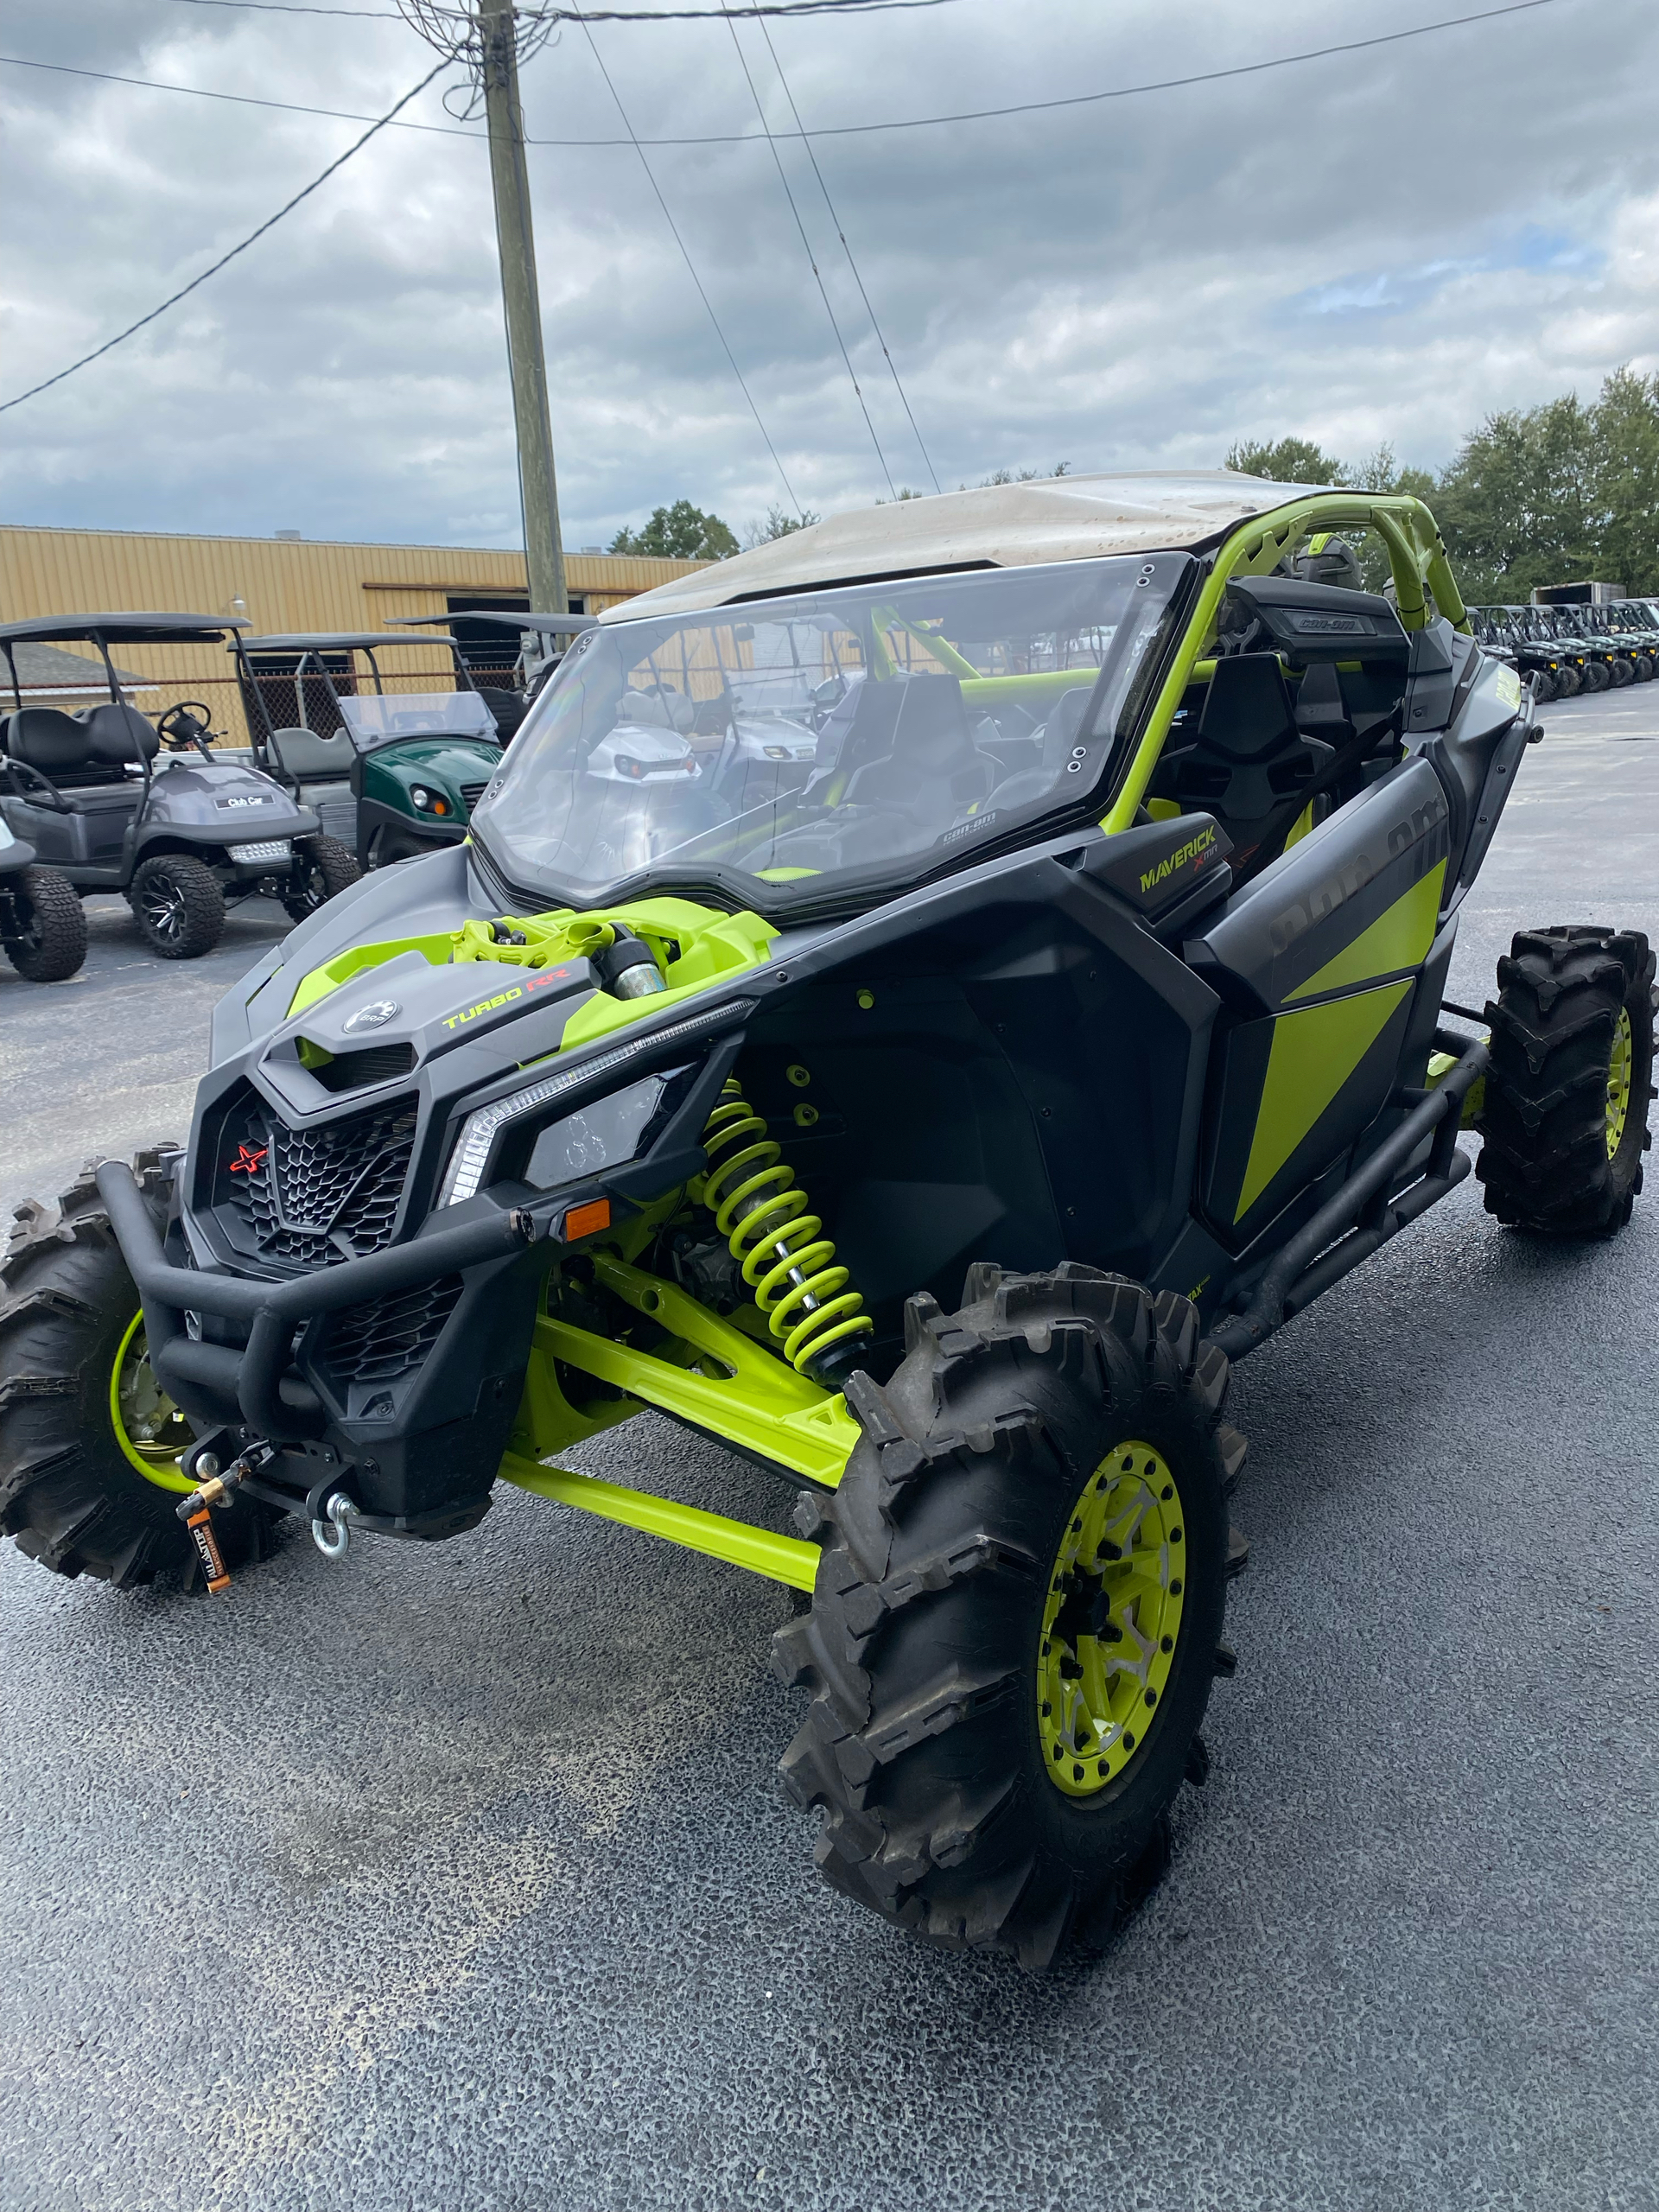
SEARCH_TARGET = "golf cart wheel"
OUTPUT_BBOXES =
[1477,925,1656,1236]
[128,854,224,959]
[0,1150,279,1588]
[282,834,360,923]
[775,1265,1246,1970]
[3,866,86,982]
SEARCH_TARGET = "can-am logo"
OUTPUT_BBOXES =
[343,999,400,1033]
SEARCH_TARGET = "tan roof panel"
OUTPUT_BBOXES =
[599,469,1330,623]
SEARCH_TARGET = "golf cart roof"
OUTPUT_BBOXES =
[385,612,598,635]
[0,611,249,645]
[601,470,1334,622]
[233,632,463,654]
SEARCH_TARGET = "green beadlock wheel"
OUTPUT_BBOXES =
[1039,1442,1185,1797]
[108,1311,196,1494]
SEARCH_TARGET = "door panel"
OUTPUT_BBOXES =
[1192,753,1452,1244]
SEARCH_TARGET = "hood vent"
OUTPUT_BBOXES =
[308,1042,417,1094]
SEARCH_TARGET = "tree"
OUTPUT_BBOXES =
[608,501,739,560]
[1225,437,1349,486]
[1590,366,1659,596]
[741,504,822,550]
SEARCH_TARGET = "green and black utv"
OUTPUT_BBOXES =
[3,474,1651,1969]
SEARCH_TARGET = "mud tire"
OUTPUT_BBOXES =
[773,1264,1246,1971]
[0,1150,279,1587]
[1477,925,1656,1236]
[2,866,87,982]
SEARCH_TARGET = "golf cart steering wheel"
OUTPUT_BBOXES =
[157,702,217,754]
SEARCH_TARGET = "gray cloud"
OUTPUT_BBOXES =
[3,0,1656,555]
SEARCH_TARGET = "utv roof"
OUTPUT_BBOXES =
[385,612,598,635]
[0,612,248,645]
[600,470,1335,623]
[233,632,467,653]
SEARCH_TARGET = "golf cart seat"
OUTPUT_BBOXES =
[76,701,160,766]
[1148,654,1332,872]
[265,728,357,847]
[5,707,148,800]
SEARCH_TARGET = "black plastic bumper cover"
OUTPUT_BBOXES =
[98,1160,530,1442]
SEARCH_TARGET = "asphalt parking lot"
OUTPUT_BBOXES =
[3,690,1657,2212]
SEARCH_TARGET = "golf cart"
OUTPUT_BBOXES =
[0,813,86,982]
[234,630,528,871]
[0,614,359,960]
[385,611,598,745]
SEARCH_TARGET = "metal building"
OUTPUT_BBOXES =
[0,524,710,740]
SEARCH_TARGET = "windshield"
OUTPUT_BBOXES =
[470,554,1190,912]
[337,691,497,747]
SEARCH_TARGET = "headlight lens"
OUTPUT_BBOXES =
[437,1027,719,1209]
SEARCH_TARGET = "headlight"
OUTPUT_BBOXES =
[410,785,451,816]
[435,1013,737,1208]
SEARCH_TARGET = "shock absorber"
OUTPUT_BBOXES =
[701,1078,874,1385]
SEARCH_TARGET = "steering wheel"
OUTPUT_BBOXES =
[158,702,217,753]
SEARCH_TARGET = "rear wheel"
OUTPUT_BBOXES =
[282,833,360,923]
[775,1265,1246,1969]
[0,1151,279,1586]
[2,865,86,982]
[129,854,224,958]
[1584,660,1611,693]
[1610,656,1635,687]
[1529,670,1557,704]
[1477,925,1656,1235]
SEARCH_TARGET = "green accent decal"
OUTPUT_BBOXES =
[499,1452,820,1590]
[110,1313,196,1494]
[1236,979,1411,1220]
[1039,1440,1185,1797]
[1285,861,1446,1001]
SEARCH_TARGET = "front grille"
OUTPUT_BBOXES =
[459,781,490,818]
[319,1275,462,1385]
[220,1090,418,1267]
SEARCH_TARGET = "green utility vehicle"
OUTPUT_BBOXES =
[3,474,1651,1969]
[233,628,552,872]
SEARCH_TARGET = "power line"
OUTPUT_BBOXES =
[0,0,1589,148]
[0,59,453,415]
[718,0,894,496]
[571,10,806,518]
[159,0,967,18]
[753,11,938,490]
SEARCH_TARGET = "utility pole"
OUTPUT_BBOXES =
[479,0,567,614]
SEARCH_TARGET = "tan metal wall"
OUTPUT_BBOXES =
[0,525,709,742]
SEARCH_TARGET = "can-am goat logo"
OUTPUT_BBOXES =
[1139,825,1217,894]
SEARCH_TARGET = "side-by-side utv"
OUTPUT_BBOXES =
[0,614,359,958]
[3,474,1649,1971]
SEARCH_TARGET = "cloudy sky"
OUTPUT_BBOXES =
[3,0,1656,554]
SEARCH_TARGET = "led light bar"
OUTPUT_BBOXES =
[436,999,750,1210]
[228,839,293,864]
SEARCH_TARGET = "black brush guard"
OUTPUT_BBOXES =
[98,1160,531,1441]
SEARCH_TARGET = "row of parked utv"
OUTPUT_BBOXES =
[1470,599,1659,702]
[0,608,587,985]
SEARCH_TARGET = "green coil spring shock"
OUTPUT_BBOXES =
[701,1078,874,1382]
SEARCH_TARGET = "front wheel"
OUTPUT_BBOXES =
[775,1265,1247,1969]
[282,833,361,923]
[1477,925,1656,1235]
[0,1152,279,1586]
[128,854,225,958]
[2,865,86,982]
